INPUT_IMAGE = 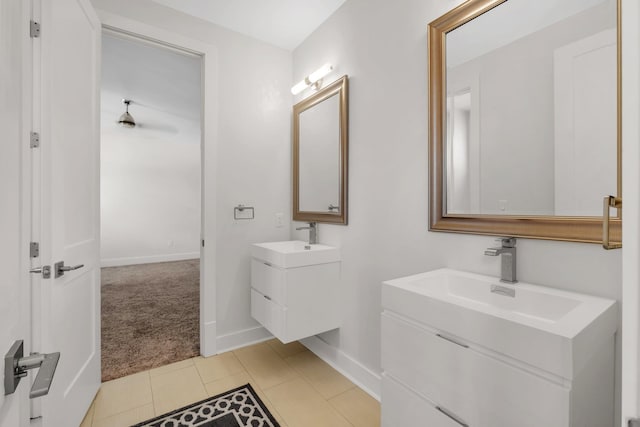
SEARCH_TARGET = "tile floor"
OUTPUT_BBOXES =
[79,339,380,427]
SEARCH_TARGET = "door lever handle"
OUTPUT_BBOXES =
[29,266,51,279]
[4,340,60,398]
[54,261,84,278]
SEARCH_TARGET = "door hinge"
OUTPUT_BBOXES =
[30,21,40,38]
[201,239,205,247]
[30,242,39,258]
[629,419,640,427]
[30,132,40,148]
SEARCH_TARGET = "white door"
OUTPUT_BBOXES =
[553,29,617,217]
[1,1,31,426]
[33,0,102,426]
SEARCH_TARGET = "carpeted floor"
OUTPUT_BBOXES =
[101,259,200,382]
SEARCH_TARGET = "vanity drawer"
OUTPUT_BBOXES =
[381,312,569,427]
[382,374,465,427]
[251,289,284,338]
[251,259,286,305]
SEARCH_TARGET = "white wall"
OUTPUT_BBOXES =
[101,34,202,267]
[100,131,202,266]
[292,0,622,420]
[92,0,292,342]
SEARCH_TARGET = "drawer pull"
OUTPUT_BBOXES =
[436,406,469,427]
[264,295,272,301]
[436,333,469,349]
[263,262,272,267]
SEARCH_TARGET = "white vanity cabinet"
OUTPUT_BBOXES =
[381,268,617,427]
[250,241,341,343]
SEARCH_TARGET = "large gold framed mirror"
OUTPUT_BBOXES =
[428,0,621,245]
[293,75,349,224]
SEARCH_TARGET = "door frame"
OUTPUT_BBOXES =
[98,11,219,357]
[622,0,640,424]
[1,0,34,425]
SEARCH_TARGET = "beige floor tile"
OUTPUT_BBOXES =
[204,371,254,397]
[149,357,194,377]
[264,378,352,427]
[194,351,245,383]
[330,387,381,427]
[233,342,299,390]
[150,366,208,415]
[93,371,153,420]
[285,351,355,399]
[266,339,309,359]
[92,404,155,427]
[79,401,94,427]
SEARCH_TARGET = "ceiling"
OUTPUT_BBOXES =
[101,32,201,139]
[148,0,347,50]
[101,1,348,137]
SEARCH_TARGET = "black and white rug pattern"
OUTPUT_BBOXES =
[131,383,280,427]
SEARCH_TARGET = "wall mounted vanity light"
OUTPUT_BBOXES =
[118,99,136,128]
[291,63,334,95]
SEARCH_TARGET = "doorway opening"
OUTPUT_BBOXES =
[100,30,202,381]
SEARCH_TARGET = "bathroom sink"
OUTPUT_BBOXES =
[382,268,617,379]
[409,271,582,322]
[251,240,340,268]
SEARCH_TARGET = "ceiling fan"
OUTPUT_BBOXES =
[116,99,179,134]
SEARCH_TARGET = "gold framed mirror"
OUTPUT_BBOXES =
[293,75,349,224]
[428,0,621,244]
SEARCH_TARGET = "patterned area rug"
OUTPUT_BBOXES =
[131,384,280,427]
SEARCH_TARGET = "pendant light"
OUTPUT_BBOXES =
[118,99,136,128]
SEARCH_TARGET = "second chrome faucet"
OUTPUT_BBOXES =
[485,237,517,284]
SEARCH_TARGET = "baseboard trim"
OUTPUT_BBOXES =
[101,252,200,267]
[201,320,217,357]
[300,336,381,401]
[216,326,273,353]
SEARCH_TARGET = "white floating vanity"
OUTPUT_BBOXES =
[381,268,617,427]
[250,240,341,343]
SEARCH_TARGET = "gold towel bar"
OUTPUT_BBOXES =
[603,195,622,250]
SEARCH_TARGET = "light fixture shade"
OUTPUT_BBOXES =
[291,80,309,95]
[308,63,333,83]
[118,111,136,128]
[118,99,136,128]
[291,64,334,95]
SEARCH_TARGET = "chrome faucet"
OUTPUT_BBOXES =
[296,222,317,245]
[484,237,517,284]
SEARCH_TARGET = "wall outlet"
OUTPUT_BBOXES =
[275,213,284,228]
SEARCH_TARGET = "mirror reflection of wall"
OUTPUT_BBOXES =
[299,93,340,213]
[445,0,616,216]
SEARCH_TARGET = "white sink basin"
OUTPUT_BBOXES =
[251,240,340,268]
[382,268,617,379]
[412,271,583,323]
